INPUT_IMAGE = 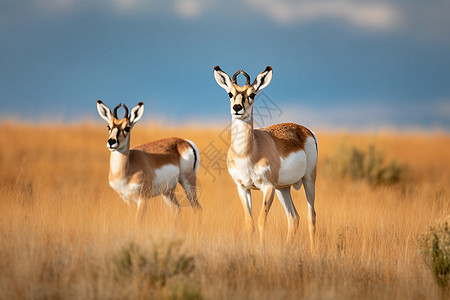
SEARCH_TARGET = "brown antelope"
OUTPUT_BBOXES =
[213,66,318,245]
[96,100,201,219]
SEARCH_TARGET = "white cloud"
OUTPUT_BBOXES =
[26,1,450,41]
[110,0,147,12]
[32,0,210,18]
[30,0,401,30]
[246,0,401,30]
[174,0,208,19]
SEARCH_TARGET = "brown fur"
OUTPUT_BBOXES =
[233,85,253,94]
[133,137,192,169]
[259,123,314,157]
[229,121,314,187]
[128,139,194,189]
[120,138,196,199]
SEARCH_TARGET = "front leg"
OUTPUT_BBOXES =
[258,186,275,243]
[136,198,148,223]
[237,185,253,236]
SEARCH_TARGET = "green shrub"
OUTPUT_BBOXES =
[112,239,195,288]
[324,141,402,185]
[419,220,450,288]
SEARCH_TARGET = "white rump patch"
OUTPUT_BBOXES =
[181,139,200,174]
[304,136,318,178]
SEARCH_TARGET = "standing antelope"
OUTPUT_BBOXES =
[213,66,318,245]
[96,100,201,218]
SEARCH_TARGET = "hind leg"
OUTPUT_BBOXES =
[180,174,201,211]
[162,189,181,213]
[275,187,299,244]
[303,176,316,250]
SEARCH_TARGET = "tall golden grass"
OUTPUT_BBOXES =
[1,122,449,299]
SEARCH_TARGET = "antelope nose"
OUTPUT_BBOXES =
[108,138,116,146]
[233,104,243,112]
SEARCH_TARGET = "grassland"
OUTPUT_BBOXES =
[0,122,449,299]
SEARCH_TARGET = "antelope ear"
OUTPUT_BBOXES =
[213,66,233,93]
[97,100,112,123]
[252,66,273,93]
[129,102,144,125]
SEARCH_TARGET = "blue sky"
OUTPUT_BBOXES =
[1,0,449,130]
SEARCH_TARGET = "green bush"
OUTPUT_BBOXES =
[112,239,195,288]
[324,141,402,185]
[419,220,450,288]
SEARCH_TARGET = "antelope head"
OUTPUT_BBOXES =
[214,66,273,120]
[96,100,144,152]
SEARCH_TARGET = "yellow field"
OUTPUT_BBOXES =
[1,122,449,299]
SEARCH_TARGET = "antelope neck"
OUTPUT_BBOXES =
[231,113,255,157]
[109,139,130,176]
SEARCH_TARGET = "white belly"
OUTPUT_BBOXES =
[278,150,306,186]
[110,164,180,202]
[151,164,179,196]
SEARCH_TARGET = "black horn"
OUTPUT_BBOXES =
[113,103,122,118]
[232,69,242,84]
[241,70,251,86]
[122,104,129,119]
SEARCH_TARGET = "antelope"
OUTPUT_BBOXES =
[213,66,318,245]
[96,100,201,219]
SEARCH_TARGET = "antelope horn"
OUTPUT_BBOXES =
[122,103,129,119]
[241,70,250,86]
[113,103,122,118]
[232,69,242,84]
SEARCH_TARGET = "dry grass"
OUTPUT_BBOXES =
[1,122,449,299]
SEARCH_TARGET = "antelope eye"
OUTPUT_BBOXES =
[107,125,111,131]
[249,93,256,99]
[228,92,233,98]
[124,127,130,132]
